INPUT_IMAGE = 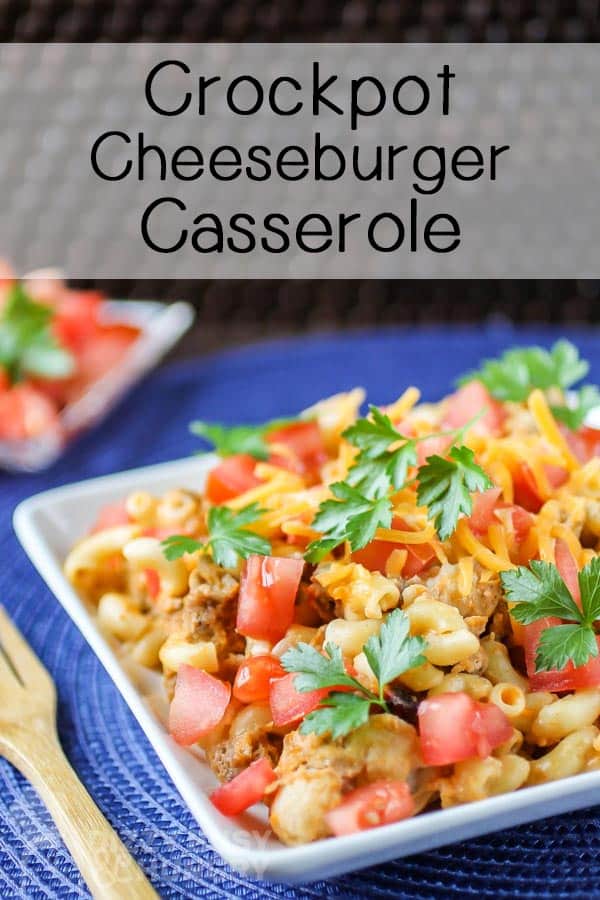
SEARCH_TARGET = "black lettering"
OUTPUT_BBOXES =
[295,214,333,252]
[423,213,461,253]
[145,60,191,116]
[90,131,131,181]
[269,76,303,115]
[191,213,224,253]
[262,214,290,253]
[140,197,187,253]
[228,214,256,253]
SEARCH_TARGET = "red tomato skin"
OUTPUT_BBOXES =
[269,674,330,727]
[0,368,9,392]
[144,568,161,600]
[205,454,261,504]
[0,383,60,441]
[564,426,600,463]
[467,487,503,535]
[233,655,286,704]
[352,518,436,579]
[443,381,506,436]
[524,619,600,692]
[511,462,567,514]
[509,505,534,543]
[236,555,304,643]
[554,538,581,605]
[326,781,415,836]
[418,692,512,765]
[72,323,140,385]
[416,434,452,467]
[90,502,130,533]
[52,291,103,350]
[169,665,231,746]
[266,421,327,475]
[210,758,276,817]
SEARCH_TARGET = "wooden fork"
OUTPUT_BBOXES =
[0,607,158,899]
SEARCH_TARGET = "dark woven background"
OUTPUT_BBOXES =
[2,0,599,353]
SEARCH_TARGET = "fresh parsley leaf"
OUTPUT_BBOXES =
[501,556,600,672]
[550,339,590,389]
[417,445,492,540]
[304,482,393,562]
[551,385,600,431]
[579,556,600,625]
[205,503,271,568]
[459,340,590,403]
[363,609,426,694]
[0,283,74,383]
[343,406,417,499]
[281,641,364,693]
[282,609,427,739]
[161,535,204,560]
[189,416,299,459]
[501,560,582,624]
[346,442,417,500]
[536,623,598,672]
[343,406,406,458]
[190,422,269,459]
[161,502,270,568]
[299,693,372,740]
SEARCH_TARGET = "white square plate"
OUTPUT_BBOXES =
[13,454,600,883]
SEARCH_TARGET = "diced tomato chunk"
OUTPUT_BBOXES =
[564,425,600,463]
[269,673,331,727]
[509,505,534,543]
[524,618,600,691]
[467,487,502,535]
[205,454,261,504]
[233,655,286,704]
[554,538,581,605]
[71,323,139,384]
[443,381,506,436]
[523,541,600,691]
[236,555,304,643]
[210,758,276,817]
[418,692,512,765]
[512,462,568,513]
[269,672,354,727]
[352,517,436,579]
[416,433,452,467]
[326,781,414,836]
[144,568,161,600]
[0,368,9,392]
[0,383,60,441]
[266,421,327,475]
[52,291,103,350]
[90,502,130,533]
[168,665,231,746]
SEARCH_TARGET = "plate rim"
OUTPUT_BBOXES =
[12,455,600,883]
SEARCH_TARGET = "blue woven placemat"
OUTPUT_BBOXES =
[2,325,600,900]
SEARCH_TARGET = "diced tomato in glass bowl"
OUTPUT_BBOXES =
[0,263,193,471]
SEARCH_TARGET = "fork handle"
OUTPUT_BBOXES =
[10,732,158,899]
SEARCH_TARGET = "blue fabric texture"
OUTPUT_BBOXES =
[1,325,600,899]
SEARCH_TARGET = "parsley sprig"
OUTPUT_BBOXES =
[343,406,417,500]
[417,446,493,540]
[190,416,299,460]
[305,482,393,563]
[0,283,74,383]
[281,609,426,738]
[459,340,597,430]
[161,503,271,568]
[501,557,600,671]
[305,405,491,558]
